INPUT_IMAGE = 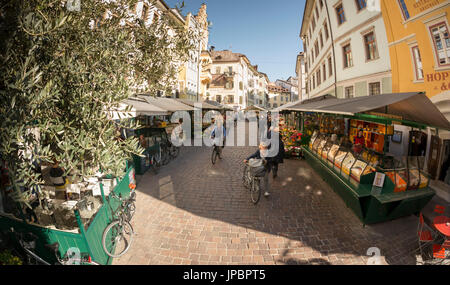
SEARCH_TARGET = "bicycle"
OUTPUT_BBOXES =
[211,144,222,165]
[102,190,136,258]
[160,140,180,166]
[7,228,99,265]
[243,160,266,205]
[147,145,162,174]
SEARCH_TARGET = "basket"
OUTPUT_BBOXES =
[248,159,266,177]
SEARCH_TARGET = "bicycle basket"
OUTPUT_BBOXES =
[248,159,266,177]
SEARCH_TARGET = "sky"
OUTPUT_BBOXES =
[165,0,306,82]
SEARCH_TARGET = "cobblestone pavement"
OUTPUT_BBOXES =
[114,124,421,265]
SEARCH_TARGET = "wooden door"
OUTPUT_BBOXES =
[428,135,442,179]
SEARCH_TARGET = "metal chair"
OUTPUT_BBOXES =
[416,212,436,264]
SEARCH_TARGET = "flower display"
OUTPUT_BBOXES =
[281,127,303,157]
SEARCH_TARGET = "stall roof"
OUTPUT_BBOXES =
[287,92,450,130]
[203,100,234,110]
[272,99,303,112]
[176,99,222,110]
[244,105,267,112]
[111,98,169,119]
[139,96,194,112]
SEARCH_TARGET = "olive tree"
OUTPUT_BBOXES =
[0,0,195,207]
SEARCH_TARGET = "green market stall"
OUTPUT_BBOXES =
[283,92,450,225]
[0,163,136,265]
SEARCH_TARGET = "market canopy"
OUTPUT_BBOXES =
[272,99,303,112]
[139,96,194,112]
[176,99,222,110]
[244,105,267,112]
[108,97,169,119]
[203,100,234,110]
[285,92,450,130]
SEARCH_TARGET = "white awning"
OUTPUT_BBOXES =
[286,92,450,130]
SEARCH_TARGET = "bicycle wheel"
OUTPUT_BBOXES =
[242,165,251,189]
[170,146,180,159]
[161,146,170,166]
[211,147,218,165]
[102,220,134,258]
[250,178,261,205]
[126,202,136,222]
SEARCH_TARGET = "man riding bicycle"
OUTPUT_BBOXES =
[211,118,226,159]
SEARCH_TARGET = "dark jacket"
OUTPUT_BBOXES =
[267,130,285,164]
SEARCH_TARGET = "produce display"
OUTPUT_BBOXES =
[328,145,340,162]
[342,153,356,175]
[334,151,348,168]
[281,126,303,157]
[386,171,407,192]
[351,160,368,181]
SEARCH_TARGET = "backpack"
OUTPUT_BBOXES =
[248,158,266,177]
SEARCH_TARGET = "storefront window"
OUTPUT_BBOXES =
[369,82,381,96]
[345,86,354,98]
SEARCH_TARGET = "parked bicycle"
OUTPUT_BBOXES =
[242,159,266,204]
[146,146,162,174]
[160,140,180,166]
[211,144,222,165]
[5,228,99,265]
[102,189,136,258]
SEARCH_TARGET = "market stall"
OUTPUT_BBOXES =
[0,161,136,265]
[127,96,193,175]
[281,92,450,225]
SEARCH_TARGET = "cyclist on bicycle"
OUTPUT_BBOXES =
[211,118,226,159]
[243,141,275,198]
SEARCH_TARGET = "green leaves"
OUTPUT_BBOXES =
[0,0,195,200]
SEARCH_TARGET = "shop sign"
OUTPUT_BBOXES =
[411,0,445,14]
[373,172,386,188]
[425,71,450,91]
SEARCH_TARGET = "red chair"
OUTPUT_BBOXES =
[434,205,445,215]
[418,213,433,242]
[432,244,446,259]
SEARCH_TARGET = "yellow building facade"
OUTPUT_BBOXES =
[381,0,449,132]
[381,0,450,180]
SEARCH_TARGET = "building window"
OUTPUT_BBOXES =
[315,4,319,19]
[216,95,222,103]
[324,22,329,40]
[316,68,321,86]
[343,44,353,68]
[312,15,316,31]
[319,0,323,9]
[369,82,381,95]
[430,23,450,66]
[411,46,424,80]
[398,0,410,20]
[355,0,366,11]
[226,95,234,104]
[215,67,221,74]
[319,31,324,48]
[313,74,316,89]
[225,81,234,89]
[364,32,379,61]
[336,3,346,25]
[239,96,243,105]
[345,86,354,98]
[273,103,278,108]
[228,66,233,73]
[328,56,333,76]
[315,40,319,58]
[323,63,326,81]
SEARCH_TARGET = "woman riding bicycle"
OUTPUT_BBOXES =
[244,141,275,198]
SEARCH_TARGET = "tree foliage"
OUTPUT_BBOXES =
[0,0,196,198]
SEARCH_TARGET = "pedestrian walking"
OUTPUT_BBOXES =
[268,126,285,178]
